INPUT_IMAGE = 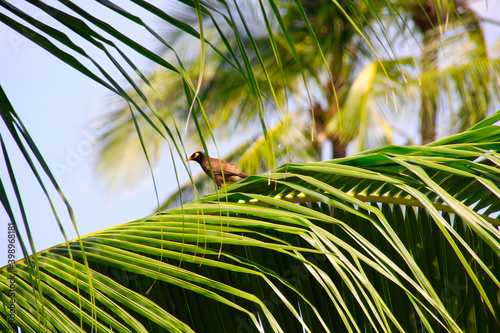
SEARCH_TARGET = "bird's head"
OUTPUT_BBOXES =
[186,151,206,164]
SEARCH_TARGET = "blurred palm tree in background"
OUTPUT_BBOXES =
[94,0,499,207]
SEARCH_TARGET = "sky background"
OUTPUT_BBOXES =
[1,1,500,267]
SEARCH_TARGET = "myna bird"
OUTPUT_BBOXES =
[186,151,248,189]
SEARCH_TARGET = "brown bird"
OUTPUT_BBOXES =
[186,151,248,189]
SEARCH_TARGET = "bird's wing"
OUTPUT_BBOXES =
[210,158,246,177]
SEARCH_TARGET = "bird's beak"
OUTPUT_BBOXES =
[186,157,193,162]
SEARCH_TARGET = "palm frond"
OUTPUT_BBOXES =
[3,111,500,332]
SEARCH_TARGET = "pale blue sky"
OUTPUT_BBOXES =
[1,1,499,267]
[0,1,176,266]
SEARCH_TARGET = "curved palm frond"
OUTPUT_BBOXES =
[2,111,500,332]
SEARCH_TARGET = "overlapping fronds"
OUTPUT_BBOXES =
[1,1,500,332]
[2,111,499,332]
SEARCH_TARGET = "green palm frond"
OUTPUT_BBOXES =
[3,111,500,332]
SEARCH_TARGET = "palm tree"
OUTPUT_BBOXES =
[388,0,495,144]
[0,1,499,332]
[91,0,499,205]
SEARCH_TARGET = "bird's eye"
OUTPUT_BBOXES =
[194,153,199,158]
